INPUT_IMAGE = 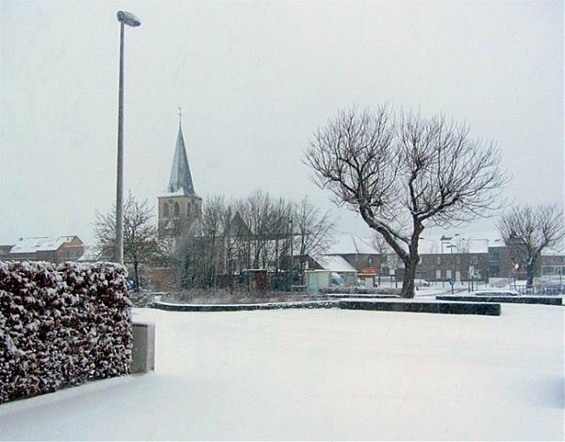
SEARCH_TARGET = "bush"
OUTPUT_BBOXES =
[0,261,133,404]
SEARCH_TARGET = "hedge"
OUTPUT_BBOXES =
[0,261,133,404]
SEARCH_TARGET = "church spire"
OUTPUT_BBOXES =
[167,108,196,196]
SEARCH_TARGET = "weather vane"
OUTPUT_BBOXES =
[178,106,182,126]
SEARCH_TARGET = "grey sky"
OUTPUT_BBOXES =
[1,0,563,245]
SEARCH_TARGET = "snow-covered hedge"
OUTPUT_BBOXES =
[0,261,133,404]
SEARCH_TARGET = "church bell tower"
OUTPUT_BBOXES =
[158,109,202,238]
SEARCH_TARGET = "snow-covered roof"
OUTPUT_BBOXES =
[9,236,78,254]
[488,238,506,248]
[418,238,489,255]
[325,233,378,255]
[542,246,565,256]
[314,255,358,273]
[159,187,187,198]
[78,246,100,262]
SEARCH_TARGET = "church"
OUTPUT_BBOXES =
[147,113,203,291]
[157,113,202,239]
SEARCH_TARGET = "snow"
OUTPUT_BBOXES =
[325,232,378,255]
[313,254,358,272]
[9,236,76,254]
[160,187,186,197]
[418,238,489,255]
[1,304,563,441]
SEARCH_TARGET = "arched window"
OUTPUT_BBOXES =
[187,202,191,217]
[164,203,169,217]
[174,202,180,217]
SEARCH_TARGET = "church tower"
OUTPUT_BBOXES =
[158,110,202,238]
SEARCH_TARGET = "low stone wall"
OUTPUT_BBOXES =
[154,300,339,312]
[155,298,501,316]
[435,295,563,306]
[339,299,501,316]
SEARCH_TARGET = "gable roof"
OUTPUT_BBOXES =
[9,236,81,254]
[167,124,196,196]
[325,233,379,255]
[313,255,358,273]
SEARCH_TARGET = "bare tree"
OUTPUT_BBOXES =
[498,204,564,287]
[95,194,162,292]
[293,196,335,268]
[170,192,334,291]
[304,105,507,298]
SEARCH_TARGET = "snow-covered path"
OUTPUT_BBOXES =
[1,304,563,440]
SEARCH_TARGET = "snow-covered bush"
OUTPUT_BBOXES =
[0,261,132,404]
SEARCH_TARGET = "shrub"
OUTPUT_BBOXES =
[0,261,132,404]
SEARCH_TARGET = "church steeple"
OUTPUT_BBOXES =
[157,108,202,239]
[167,107,196,196]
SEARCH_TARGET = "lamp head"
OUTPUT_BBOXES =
[117,11,141,27]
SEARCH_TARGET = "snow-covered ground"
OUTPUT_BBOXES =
[1,304,563,441]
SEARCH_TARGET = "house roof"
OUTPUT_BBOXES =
[325,233,378,255]
[9,236,80,254]
[78,245,100,262]
[418,238,489,255]
[166,123,196,197]
[313,255,358,273]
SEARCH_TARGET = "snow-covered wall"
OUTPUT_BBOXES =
[0,261,133,404]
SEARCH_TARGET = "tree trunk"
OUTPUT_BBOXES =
[133,262,140,293]
[400,225,422,299]
[526,264,535,288]
[401,257,417,298]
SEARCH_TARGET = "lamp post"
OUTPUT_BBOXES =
[115,10,141,265]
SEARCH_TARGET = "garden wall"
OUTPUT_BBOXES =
[0,261,133,404]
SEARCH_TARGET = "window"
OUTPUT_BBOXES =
[164,204,169,217]
[174,202,180,217]
[187,203,191,217]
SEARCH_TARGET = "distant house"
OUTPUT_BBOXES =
[309,254,359,285]
[488,238,514,278]
[323,233,381,273]
[488,238,564,281]
[417,236,489,283]
[541,247,565,279]
[1,236,85,264]
[320,233,491,284]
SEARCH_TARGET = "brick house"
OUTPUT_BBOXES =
[1,236,85,264]
[417,236,489,283]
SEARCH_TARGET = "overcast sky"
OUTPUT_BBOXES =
[1,0,563,245]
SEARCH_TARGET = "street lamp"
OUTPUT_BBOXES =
[115,10,141,265]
